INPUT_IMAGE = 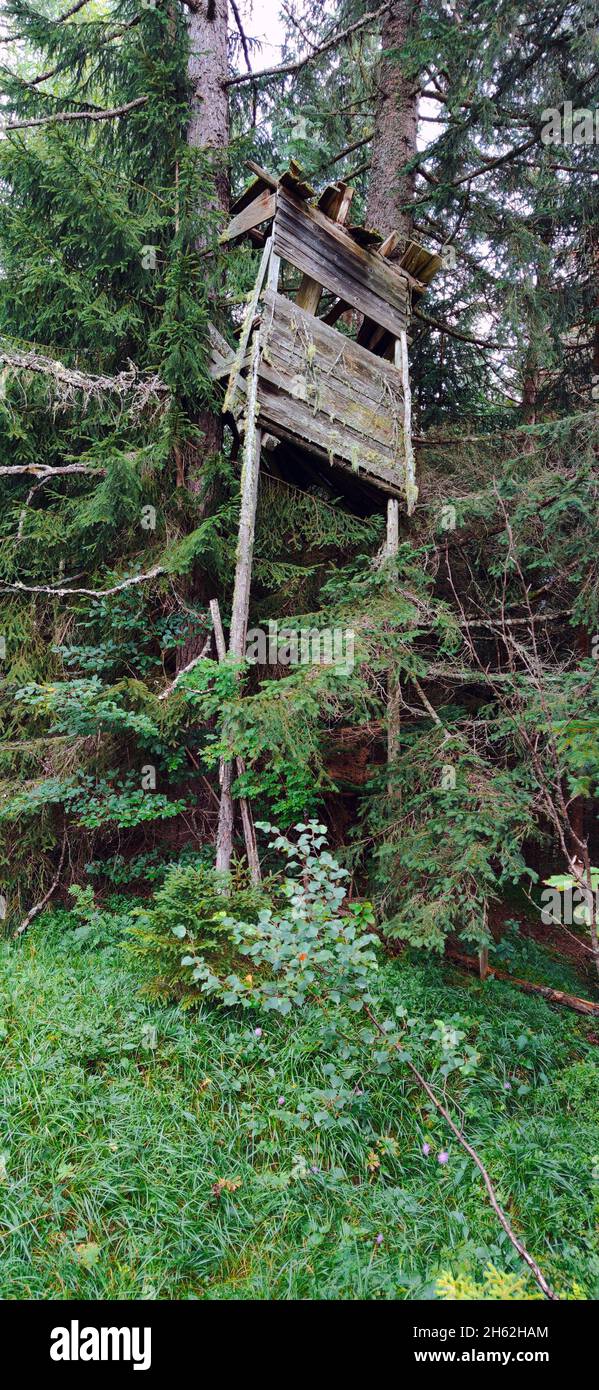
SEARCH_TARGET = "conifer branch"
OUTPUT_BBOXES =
[224,3,390,86]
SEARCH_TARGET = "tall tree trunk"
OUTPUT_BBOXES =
[186,0,229,463]
[177,0,230,670]
[367,0,421,242]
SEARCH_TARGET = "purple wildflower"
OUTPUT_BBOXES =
[278,1096,285,1106]
[254,1028,262,1038]
[437,1150,449,1165]
[422,1142,431,1157]
[503,1081,511,1090]
[375,1233,384,1246]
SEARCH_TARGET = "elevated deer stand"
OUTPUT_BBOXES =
[209,162,444,878]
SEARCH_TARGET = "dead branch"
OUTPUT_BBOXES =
[0,564,166,599]
[448,949,599,1017]
[230,0,253,73]
[0,343,167,414]
[14,831,67,938]
[3,95,148,132]
[363,1003,558,1300]
[158,633,213,700]
[0,463,104,479]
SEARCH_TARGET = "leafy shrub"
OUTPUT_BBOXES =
[126,862,268,1004]
[177,820,379,1016]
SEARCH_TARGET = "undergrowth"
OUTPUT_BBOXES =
[0,904,597,1300]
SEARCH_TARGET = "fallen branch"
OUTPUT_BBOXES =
[448,949,599,1018]
[364,1003,558,1300]
[14,832,67,938]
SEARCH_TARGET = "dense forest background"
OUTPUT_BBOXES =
[0,0,597,949]
[0,0,598,1302]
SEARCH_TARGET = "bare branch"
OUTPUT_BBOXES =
[0,462,103,479]
[0,343,167,413]
[413,306,507,351]
[364,1003,558,1300]
[158,633,213,700]
[230,0,252,73]
[14,831,67,938]
[0,565,166,599]
[3,94,148,132]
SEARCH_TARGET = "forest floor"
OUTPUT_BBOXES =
[0,906,598,1301]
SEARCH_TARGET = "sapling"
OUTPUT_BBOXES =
[176,820,558,1300]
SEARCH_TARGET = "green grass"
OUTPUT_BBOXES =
[0,909,598,1300]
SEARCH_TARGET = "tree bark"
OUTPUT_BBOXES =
[367,0,421,241]
[186,0,229,464]
[177,0,230,670]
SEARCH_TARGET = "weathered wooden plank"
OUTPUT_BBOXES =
[400,239,443,287]
[296,182,354,317]
[256,291,405,494]
[278,159,315,201]
[262,289,405,408]
[258,358,400,454]
[260,328,403,437]
[274,211,408,335]
[230,162,278,215]
[220,189,276,244]
[347,225,383,249]
[273,190,409,338]
[317,182,354,223]
[256,383,405,494]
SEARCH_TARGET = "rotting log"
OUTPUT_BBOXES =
[448,949,599,1018]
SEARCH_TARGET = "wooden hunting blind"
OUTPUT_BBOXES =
[210,160,443,513]
[209,162,444,879]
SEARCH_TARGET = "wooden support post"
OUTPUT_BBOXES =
[398,330,417,515]
[295,184,353,318]
[229,333,262,660]
[223,236,272,418]
[210,599,261,885]
[386,496,401,773]
[216,332,263,879]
